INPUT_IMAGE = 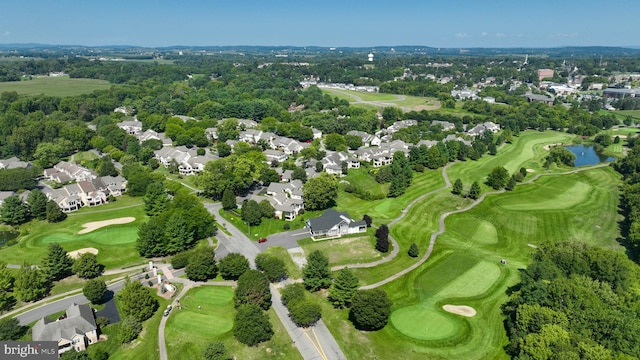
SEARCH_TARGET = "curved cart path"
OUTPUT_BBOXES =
[358,162,611,289]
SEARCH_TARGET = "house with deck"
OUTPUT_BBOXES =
[306,209,367,238]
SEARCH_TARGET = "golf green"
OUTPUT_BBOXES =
[167,286,235,339]
[391,306,458,340]
[470,220,498,245]
[39,226,138,245]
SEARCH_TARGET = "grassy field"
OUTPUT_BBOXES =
[0,77,112,96]
[165,286,302,360]
[0,196,146,269]
[325,130,623,359]
[342,167,389,199]
[262,246,303,279]
[618,110,640,122]
[219,209,323,241]
[299,231,383,267]
[322,89,440,112]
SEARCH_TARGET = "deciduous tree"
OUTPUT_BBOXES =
[350,289,392,331]
[452,178,463,195]
[143,182,169,216]
[303,173,338,211]
[202,341,232,360]
[468,181,481,200]
[83,279,108,304]
[72,252,104,279]
[486,166,509,190]
[255,253,287,282]
[14,263,50,302]
[185,247,217,282]
[234,269,271,310]
[118,316,142,344]
[233,304,273,346]
[218,253,249,280]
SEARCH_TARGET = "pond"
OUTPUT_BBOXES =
[0,230,19,247]
[564,144,615,167]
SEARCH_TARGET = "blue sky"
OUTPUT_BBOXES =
[1,0,638,48]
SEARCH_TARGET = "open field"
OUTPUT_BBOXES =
[0,77,112,96]
[299,231,382,267]
[165,286,302,360]
[342,167,389,199]
[326,130,623,359]
[0,196,146,269]
[618,110,640,121]
[322,88,440,112]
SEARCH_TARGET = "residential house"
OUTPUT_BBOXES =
[416,140,439,148]
[32,303,98,354]
[137,129,173,146]
[523,94,554,106]
[47,162,97,182]
[116,117,143,135]
[273,136,305,155]
[205,128,218,141]
[346,130,382,147]
[602,88,639,99]
[311,128,323,139]
[384,120,417,134]
[0,191,15,207]
[264,150,289,164]
[430,120,456,132]
[239,129,276,145]
[237,119,258,129]
[77,181,107,207]
[322,151,359,175]
[0,156,31,169]
[306,209,367,238]
[466,122,500,137]
[264,180,305,221]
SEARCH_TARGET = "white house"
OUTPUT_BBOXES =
[307,209,367,238]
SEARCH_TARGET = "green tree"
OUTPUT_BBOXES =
[292,167,308,183]
[217,142,232,158]
[375,224,390,253]
[0,263,14,292]
[324,133,347,151]
[83,279,108,304]
[288,299,322,327]
[452,178,463,195]
[0,317,27,340]
[42,242,74,281]
[468,181,481,200]
[0,195,30,225]
[255,253,287,282]
[72,252,104,279]
[0,290,16,313]
[506,175,517,191]
[345,134,363,150]
[221,188,236,210]
[303,173,338,210]
[27,189,48,220]
[408,243,419,258]
[218,253,249,280]
[116,278,159,322]
[350,289,393,331]
[280,283,306,306]
[97,155,118,177]
[486,166,510,190]
[118,316,142,344]
[234,269,272,310]
[46,200,66,223]
[241,199,263,226]
[329,267,359,308]
[143,182,169,216]
[233,304,273,346]
[136,217,167,257]
[545,146,576,167]
[258,199,275,219]
[164,211,194,254]
[202,341,232,360]
[185,247,217,282]
[14,264,50,302]
[303,250,332,291]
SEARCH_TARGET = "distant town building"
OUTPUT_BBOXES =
[368,53,374,62]
[537,69,555,81]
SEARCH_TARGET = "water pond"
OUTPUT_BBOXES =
[564,144,615,167]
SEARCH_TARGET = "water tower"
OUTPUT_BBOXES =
[368,52,374,62]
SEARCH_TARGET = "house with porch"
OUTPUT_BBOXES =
[307,209,367,238]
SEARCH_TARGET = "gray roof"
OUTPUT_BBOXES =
[307,209,359,233]
[32,303,97,342]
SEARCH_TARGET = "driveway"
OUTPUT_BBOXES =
[95,293,121,324]
[258,228,312,250]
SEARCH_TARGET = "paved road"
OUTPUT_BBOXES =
[260,228,313,250]
[204,203,346,360]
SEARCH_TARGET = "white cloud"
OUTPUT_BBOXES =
[481,32,488,37]
[3,31,10,37]
[455,33,468,38]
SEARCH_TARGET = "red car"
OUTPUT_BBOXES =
[258,237,268,243]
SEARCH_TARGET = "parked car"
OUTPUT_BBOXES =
[258,237,268,243]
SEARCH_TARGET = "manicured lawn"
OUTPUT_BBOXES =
[342,167,389,199]
[322,130,623,359]
[618,110,640,121]
[0,196,146,269]
[165,286,302,360]
[219,209,322,241]
[322,89,441,111]
[0,77,112,96]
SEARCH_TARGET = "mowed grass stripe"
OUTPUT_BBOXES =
[434,260,501,300]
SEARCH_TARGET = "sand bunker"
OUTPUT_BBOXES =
[526,168,535,173]
[67,247,98,259]
[442,305,476,317]
[78,217,135,234]
[543,143,562,151]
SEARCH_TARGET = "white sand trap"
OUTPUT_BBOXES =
[78,217,135,234]
[67,247,98,259]
[526,168,535,173]
[443,305,476,317]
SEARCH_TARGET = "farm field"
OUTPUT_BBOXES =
[0,76,112,96]
[165,286,302,360]
[327,130,623,359]
[0,196,146,269]
[322,88,440,112]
